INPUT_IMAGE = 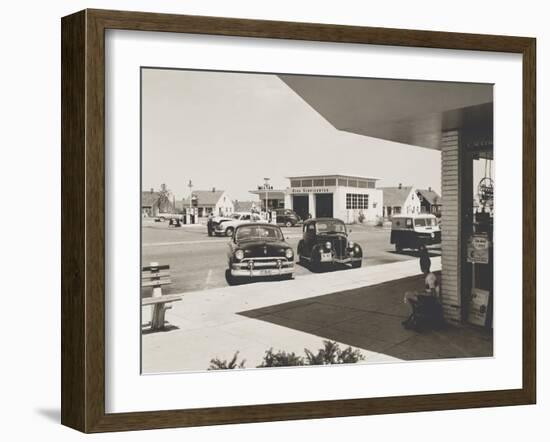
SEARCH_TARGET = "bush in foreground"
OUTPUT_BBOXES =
[208,351,246,370]
[208,340,365,370]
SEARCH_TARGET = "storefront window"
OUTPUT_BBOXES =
[346,193,369,209]
[302,179,312,187]
[313,178,324,186]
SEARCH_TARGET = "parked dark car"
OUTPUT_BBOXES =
[297,218,363,271]
[226,223,295,284]
[275,209,301,227]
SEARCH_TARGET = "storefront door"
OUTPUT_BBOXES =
[292,195,309,220]
[315,193,333,218]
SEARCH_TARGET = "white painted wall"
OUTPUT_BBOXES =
[214,192,235,216]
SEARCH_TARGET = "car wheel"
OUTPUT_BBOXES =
[297,241,305,265]
[225,227,234,237]
[225,269,237,286]
[311,254,322,272]
[285,221,292,227]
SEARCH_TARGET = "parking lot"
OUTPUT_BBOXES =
[141,219,441,295]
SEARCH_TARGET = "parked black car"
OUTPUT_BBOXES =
[275,209,301,227]
[297,218,363,271]
[226,223,295,284]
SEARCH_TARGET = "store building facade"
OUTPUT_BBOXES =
[284,174,382,223]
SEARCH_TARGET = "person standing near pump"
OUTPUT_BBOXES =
[419,244,431,274]
[207,212,214,236]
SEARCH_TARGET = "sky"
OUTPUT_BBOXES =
[142,69,473,202]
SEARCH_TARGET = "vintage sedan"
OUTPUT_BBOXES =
[226,223,294,284]
[212,212,267,237]
[297,218,363,271]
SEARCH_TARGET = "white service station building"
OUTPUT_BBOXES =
[283,174,383,224]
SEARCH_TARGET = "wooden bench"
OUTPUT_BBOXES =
[141,263,182,331]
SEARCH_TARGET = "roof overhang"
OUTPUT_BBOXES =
[279,75,493,151]
[249,189,286,199]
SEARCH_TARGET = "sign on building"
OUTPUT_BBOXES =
[468,288,490,327]
[466,233,490,264]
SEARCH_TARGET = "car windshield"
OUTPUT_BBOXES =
[316,220,346,234]
[235,225,283,241]
[230,214,242,219]
[414,217,437,227]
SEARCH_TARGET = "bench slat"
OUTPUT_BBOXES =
[141,294,182,306]
[141,278,172,287]
[141,270,171,279]
[142,264,170,271]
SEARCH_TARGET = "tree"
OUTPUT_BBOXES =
[157,183,171,212]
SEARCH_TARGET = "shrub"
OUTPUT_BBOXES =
[257,349,305,367]
[304,340,365,365]
[208,351,246,370]
[207,341,365,370]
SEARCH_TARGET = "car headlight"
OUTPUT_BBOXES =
[235,249,244,260]
[325,241,332,250]
[348,241,354,248]
[285,248,293,259]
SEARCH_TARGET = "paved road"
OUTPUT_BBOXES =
[141,220,441,295]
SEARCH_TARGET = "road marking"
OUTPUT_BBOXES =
[205,269,213,288]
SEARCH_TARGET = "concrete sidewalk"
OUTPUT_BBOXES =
[142,257,492,373]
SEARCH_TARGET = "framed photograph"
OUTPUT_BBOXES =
[61,9,536,432]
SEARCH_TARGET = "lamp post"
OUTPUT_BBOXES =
[263,177,270,220]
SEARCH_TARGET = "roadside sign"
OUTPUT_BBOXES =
[467,233,490,264]
[468,288,490,327]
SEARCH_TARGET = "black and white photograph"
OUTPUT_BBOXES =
[140,68,494,373]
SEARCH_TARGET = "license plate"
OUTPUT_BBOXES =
[321,253,332,262]
[258,269,274,275]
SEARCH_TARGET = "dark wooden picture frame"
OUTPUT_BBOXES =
[61,9,536,433]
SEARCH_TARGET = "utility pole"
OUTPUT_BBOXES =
[188,179,193,224]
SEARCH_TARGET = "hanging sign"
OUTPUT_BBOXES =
[477,177,494,207]
[467,233,490,264]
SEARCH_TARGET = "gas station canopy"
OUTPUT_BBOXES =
[279,75,493,151]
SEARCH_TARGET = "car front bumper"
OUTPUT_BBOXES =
[231,259,294,277]
[318,251,362,264]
